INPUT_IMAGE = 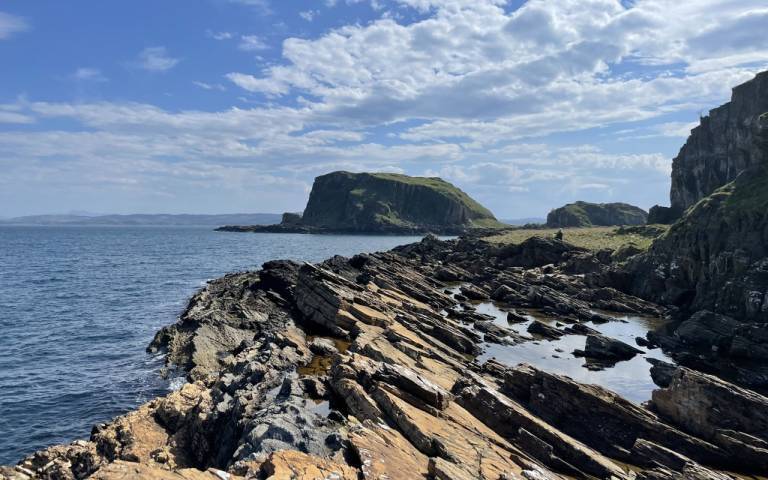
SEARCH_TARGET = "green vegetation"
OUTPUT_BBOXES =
[300,171,502,232]
[722,165,768,214]
[484,225,669,251]
[546,201,648,228]
[656,165,768,244]
[368,172,497,220]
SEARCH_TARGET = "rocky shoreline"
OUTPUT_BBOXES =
[4,235,768,480]
[215,223,491,236]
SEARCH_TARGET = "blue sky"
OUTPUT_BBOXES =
[1,0,767,218]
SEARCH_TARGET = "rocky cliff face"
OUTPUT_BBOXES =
[627,164,768,320]
[546,201,647,228]
[669,70,768,213]
[218,172,501,235]
[300,171,499,233]
[599,111,768,389]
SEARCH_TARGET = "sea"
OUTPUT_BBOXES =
[0,226,428,464]
[0,225,673,465]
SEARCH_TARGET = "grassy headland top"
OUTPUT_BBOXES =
[296,171,503,234]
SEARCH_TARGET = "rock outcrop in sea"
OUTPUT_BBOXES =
[218,171,504,235]
[546,201,647,228]
[4,234,768,479]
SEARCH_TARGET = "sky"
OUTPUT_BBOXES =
[1,0,767,219]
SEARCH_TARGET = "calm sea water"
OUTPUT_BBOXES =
[0,226,427,464]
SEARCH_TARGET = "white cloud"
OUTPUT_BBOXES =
[133,47,180,72]
[225,0,765,141]
[614,121,699,141]
[226,72,289,96]
[0,12,27,39]
[207,30,233,40]
[0,111,33,124]
[239,35,268,51]
[193,81,226,91]
[72,68,108,82]
[299,10,318,22]
[229,0,272,14]
[5,0,768,216]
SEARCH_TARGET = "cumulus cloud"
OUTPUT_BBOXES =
[133,47,180,72]
[0,12,27,39]
[238,35,269,51]
[225,0,765,138]
[4,0,768,216]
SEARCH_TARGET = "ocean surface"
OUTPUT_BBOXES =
[0,226,428,464]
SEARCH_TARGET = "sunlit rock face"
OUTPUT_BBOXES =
[670,70,768,215]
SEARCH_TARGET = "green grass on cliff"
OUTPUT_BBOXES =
[657,165,768,244]
[484,225,668,251]
[369,173,500,223]
[722,165,768,214]
[547,201,647,227]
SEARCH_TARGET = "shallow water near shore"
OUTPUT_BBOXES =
[471,300,675,403]
[0,226,429,464]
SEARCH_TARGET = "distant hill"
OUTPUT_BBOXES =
[546,201,647,228]
[0,213,282,226]
[501,217,545,226]
[220,171,505,234]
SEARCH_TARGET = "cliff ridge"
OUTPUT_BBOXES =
[220,171,503,234]
[546,201,648,228]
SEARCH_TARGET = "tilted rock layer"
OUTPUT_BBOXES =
[4,235,768,480]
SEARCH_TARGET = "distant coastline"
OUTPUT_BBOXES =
[0,213,282,227]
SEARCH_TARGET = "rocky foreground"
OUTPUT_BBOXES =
[4,235,768,480]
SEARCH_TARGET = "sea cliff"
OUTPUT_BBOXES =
[657,70,768,219]
[218,171,504,235]
[546,202,648,228]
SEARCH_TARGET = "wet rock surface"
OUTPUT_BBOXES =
[3,235,768,479]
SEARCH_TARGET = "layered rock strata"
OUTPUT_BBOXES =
[4,236,768,479]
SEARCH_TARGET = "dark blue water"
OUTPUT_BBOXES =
[0,226,426,464]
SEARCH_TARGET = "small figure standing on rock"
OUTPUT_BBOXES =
[554,228,564,241]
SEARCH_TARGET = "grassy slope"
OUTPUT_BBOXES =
[548,201,646,227]
[484,225,669,251]
[367,173,507,229]
[652,164,768,246]
[369,173,496,217]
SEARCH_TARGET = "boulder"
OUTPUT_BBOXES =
[651,367,768,443]
[581,334,644,361]
[527,321,564,340]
